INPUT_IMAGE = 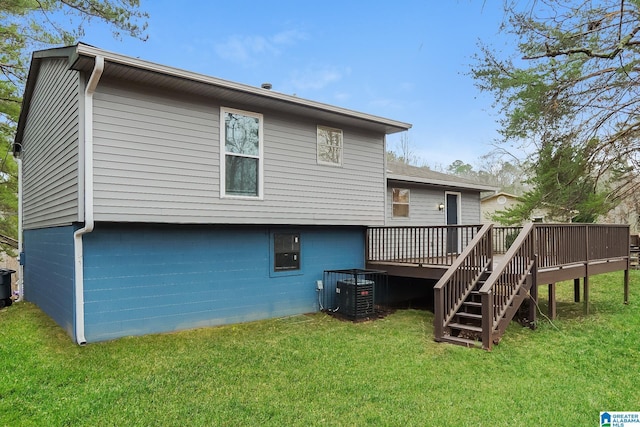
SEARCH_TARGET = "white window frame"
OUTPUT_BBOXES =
[317,125,343,167]
[220,107,264,199]
[392,188,410,218]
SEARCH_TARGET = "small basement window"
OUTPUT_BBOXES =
[274,233,300,271]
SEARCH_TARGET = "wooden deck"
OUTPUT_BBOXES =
[366,224,632,350]
[367,253,628,295]
[365,259,450,280]
[367,224,630,293]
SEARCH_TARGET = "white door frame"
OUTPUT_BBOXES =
[444,191,462,226]
[444,191,462,253]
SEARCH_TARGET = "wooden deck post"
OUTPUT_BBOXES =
[481,291,493,351]
[584,226,590,315]
[548,283,556,320]
[434,287,444,341]
[624,268,629,305]
[573,278,580,302]
[364,229,370,262]
[583,275,590,315]
[529,256,538,329]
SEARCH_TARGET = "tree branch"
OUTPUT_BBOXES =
[524,25,640,60]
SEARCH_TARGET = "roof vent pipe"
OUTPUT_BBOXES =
[261,83,272,90]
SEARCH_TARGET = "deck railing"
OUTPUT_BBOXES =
[366,225,483,266]
[493,226,523,254]
[535,224,629,269]
[434,224,493,341]
[479,223,630,350]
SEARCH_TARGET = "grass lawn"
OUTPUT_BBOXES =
[1,271,638,426]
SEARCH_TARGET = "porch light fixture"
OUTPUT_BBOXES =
[438,202,445,211]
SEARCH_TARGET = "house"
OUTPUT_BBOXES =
[599,197,640,234]
[14,43,411,343]
[371,161,497,305]
[480,191,547,224]
[385,160,496,227]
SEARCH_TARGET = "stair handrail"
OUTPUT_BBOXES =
[478,223,536,350]
[434,223,493,341]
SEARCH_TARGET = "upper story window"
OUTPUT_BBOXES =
[317,126,343,166]
[221,108,263,198]
[392,188,410,217]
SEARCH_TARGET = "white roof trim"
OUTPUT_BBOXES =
[74,44,411,133]
[387,173,498,192]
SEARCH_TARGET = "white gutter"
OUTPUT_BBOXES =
[73,55,103,345]
[387,173,498,192]
[15,156,23,302]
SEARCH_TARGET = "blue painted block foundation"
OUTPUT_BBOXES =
[79,224,365,342]
[23,226,76,337]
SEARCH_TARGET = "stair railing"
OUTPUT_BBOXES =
[434,223,493,341]
[479,223,536,350]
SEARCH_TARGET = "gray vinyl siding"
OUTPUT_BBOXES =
[460,192,481,224]
[386,185,481,226]
[92,80,385,225]
[22,58,80,229]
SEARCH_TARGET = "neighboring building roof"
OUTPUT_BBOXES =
[386,160,498,192]
[481,191,519,202]
[15,43,411,152]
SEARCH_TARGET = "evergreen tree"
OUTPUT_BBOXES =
[473,0,639,223]
[0,1,148,254]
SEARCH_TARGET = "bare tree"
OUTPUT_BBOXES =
[472,0,640,222]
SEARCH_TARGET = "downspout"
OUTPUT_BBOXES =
[383,135,388,227]
[15,155,23,302]
[73,56,104,345]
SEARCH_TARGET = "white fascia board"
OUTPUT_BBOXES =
[387,173,498,192]
[74,44,412,134]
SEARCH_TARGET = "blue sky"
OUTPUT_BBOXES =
[81,0,512,168]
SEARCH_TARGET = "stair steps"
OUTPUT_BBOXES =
[463,301,481,308]
[441,268,534,349]
[448,322,482,333]
[440,335,482,348]
[434,224,541,350]
[441,270,506,347]
[445,276,486,342]
[456,312,482,320]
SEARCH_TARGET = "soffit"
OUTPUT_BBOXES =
[71,46,411,135]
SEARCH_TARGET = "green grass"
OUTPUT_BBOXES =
[1,271,638,426]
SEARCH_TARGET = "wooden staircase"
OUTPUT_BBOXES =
[434,223,538,350]
[439,270,489,348]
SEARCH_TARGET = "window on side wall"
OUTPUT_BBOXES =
[392,188,410,217]
[221,108,263,198]
[274,233,300,271]
[317,126,343,166]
